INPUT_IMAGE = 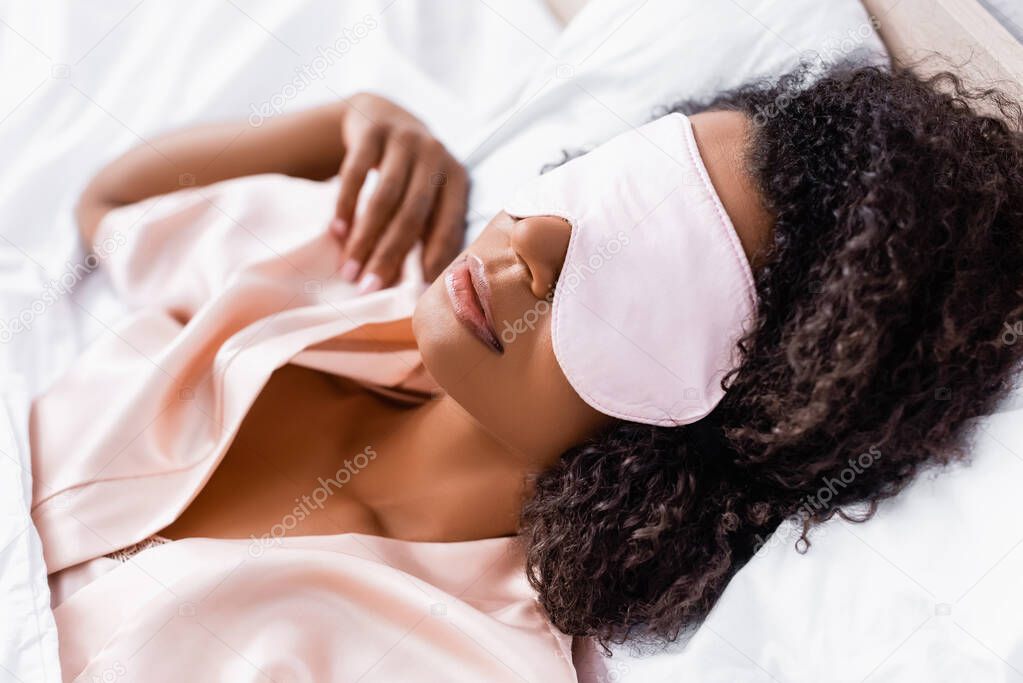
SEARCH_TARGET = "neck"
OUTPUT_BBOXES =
[393,395,526,470]
[343,394,546,540]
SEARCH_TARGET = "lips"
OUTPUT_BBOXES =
[445,254,504,354]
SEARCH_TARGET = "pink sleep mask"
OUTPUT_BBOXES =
[503,113,758,426]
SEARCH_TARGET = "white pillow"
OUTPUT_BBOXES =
[598,393,1023,682]
[461,0,888,241]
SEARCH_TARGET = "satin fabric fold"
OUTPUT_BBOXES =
[29,174,575,682]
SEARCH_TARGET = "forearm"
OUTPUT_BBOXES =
[76,101,346,244]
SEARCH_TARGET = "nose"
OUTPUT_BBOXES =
[510,215,572,299]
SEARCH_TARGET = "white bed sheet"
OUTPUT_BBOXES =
[3,1,1018,681]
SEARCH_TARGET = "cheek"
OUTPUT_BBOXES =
[415,285,607,457]
[506,314,610,454]
[492,312,609,456]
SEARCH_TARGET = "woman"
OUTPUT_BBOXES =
[32,64,1023,680]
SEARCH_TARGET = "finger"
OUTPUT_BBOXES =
[332,123,384,239]
[422,164,469,281]
[340,137,413,281]
[360,158,441,291]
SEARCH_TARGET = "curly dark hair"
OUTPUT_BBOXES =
[519,64,1023,648]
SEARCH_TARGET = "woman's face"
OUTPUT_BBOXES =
[412,110,768,459]
[413,208,602,460]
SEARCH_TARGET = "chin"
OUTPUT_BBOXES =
[412,282,441,355]
[412,280,460,388]
[413,280,493,402]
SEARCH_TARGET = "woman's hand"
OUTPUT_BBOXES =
[75,93,468,287]
[330,93,469,293]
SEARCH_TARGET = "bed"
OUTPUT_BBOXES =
[865,0,1023,109]
[0,0,1020,681]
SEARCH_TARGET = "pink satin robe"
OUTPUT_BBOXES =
[29,174,577,682]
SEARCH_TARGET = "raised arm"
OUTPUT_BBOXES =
[77,94,468,288]
[76,101,345,244]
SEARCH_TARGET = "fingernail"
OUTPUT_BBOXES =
[329,218,347,238]
[357,272,382,295]
[340,259,361,282]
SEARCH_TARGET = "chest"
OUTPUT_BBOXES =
[161,366,399,540]
[160,366,526,543]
